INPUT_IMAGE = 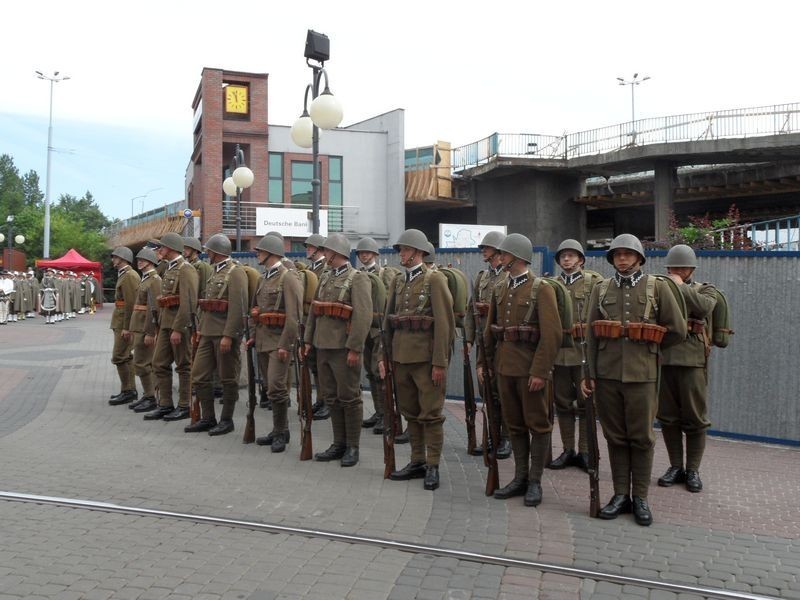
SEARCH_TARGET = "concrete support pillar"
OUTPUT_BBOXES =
[654,162,675,242]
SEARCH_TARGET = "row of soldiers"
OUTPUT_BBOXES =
[0,269,101,324]
[107,228,721,525]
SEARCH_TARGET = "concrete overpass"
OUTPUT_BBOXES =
[453,102,800,247]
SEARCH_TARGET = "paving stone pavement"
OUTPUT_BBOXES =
[0,312,798,599]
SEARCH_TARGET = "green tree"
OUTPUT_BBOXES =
[0,154,26,216]
[56,191,111,232]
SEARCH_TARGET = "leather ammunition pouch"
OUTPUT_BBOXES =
[687,318,706,335]
[388,314,434,331]
[592,320,624,339]
[198,298,229,313]
[571,322,588,340]
[474,302,490,316]
[157,295,180,308]
[257,311,286,328]
[592,319,667,344]
[133,304,148,312]
[311,300,353,321]
[114,300,126,308]
[490,324,540,343]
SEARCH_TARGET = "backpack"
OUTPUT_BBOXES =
[297,268,319,317]
[241,264,261,307]
[524,277,574,348]
[364,271,387,326]
[709,287,733,348]
[437,266,469,328]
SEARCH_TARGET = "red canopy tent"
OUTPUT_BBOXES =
[36,249,104,305]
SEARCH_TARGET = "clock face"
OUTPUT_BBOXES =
[225,85,248,114]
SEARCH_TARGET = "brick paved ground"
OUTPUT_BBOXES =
[0,312,798,599]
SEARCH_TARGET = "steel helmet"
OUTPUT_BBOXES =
[478,230,506,250]
[606,233,646,265]
[111,246,134,264]
[155,232,185,253]
[183,237,203,253]
[555,239,586,261]
[304,233,326,249]
[665,244,698,268]
[321,233,352,259]
[203,233,232,256]
[423,242,436,263]
[266,231,284,241]
[497,233,533,264]
[136,247,159,265]
[356,236,380,254]
[255,234,286,257]
[393,228,430,254]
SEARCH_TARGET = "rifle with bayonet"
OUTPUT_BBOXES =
[462,333,478,456]
[474,305,500,496]
[297,323,313,460]
[576,299,600,518]
[242,302,257,444]
[378,313,397,478]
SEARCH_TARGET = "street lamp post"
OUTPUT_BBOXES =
[130,187,164,221]
[290,30,343,235]
[36,70,70,259]
[0,215,26,248]
[617,73,650,144]
[222,144,254,252]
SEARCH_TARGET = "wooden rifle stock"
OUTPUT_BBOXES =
[462,337,478,455]
[474,307,499,496]
[378,316,396,479]
[297,324,313,460]
[576,300,601,518]
[242,307,257,444]
[188,312,201,425]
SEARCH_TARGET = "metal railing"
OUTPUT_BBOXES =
[103,200,187,238]
[221,201,359,235]
[453,102,800,171]
[713,214,800,250]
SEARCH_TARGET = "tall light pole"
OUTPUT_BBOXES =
[130,187,164,221]
[617,73,650,144]
[222,144,254,252]
[290,30,343,235]
[36,70,70,259]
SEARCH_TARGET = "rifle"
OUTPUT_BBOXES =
[242,304,257,444]
[473,305,500,496]
[544,379,555,467]
[297,323,314,460]
[378,315,397,478]
[576,300,600,518]
[188,312,201,424]
[462,334,478,456]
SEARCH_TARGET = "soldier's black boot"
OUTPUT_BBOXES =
[312,400,330,420]
[598,494,632,520]
[493,477,528,500]
[657,466,686,487]
[573,452,590,472]
[423,465,439,490]
[184,418,217,433]
[389,461,426,480]
[109,390,137,406]
[134,397,157,413]
[372,419,384,435]
[340,447,359,467]
[143,405,174,420]
[256,431,277,446]
[496,437,512,460]
[163,406,190,421]
[685,470,703,493]
[315,444,346,461]
[632,496,653,526]
[547,449,576,470]
[208,419,234,436]
[524,480,543,507]
[271,431,290,453]
[362,413,379,428]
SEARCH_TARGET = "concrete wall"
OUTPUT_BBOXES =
[474,171,585,250]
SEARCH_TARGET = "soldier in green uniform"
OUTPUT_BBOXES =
[184,237,213,298]
[108,247,141,406]
[464,231,511,458]
[581,234,687,526]
[477,233,561,506]
[379,229,455,490]
[355,236,395,434]
[549,239,601,471]
[145,233,199,421]
[128,248,162,414]
[657,244,717,493]
[250,235,303,452]
[184,234,248,435]
[304,233,330,421]
[303,233,372,467]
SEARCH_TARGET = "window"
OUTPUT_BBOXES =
[328,156,343,231]
[291,161,313,204]
[268,153,283,204]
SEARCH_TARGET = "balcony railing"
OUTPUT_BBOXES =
[713,214,800,251]
[453,102,800,172]
[221,201,359,236]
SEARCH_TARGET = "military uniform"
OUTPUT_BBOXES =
[190,256,213,299]
[128,263,162,409]
[252,262,303,448]
[150,256,199,415]
[384,262,455,480]
[305,256,372,464]
[190,256,248,431]
[658,277,716,491]
[481,268,561,504]
[110,263,140,400]
[586,247,687,523]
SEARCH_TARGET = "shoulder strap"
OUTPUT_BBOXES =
[523,276,541,324]
[597,278,612,319]
[337,268,358,302]
[273,269,289,310]
[644,275,657,322]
